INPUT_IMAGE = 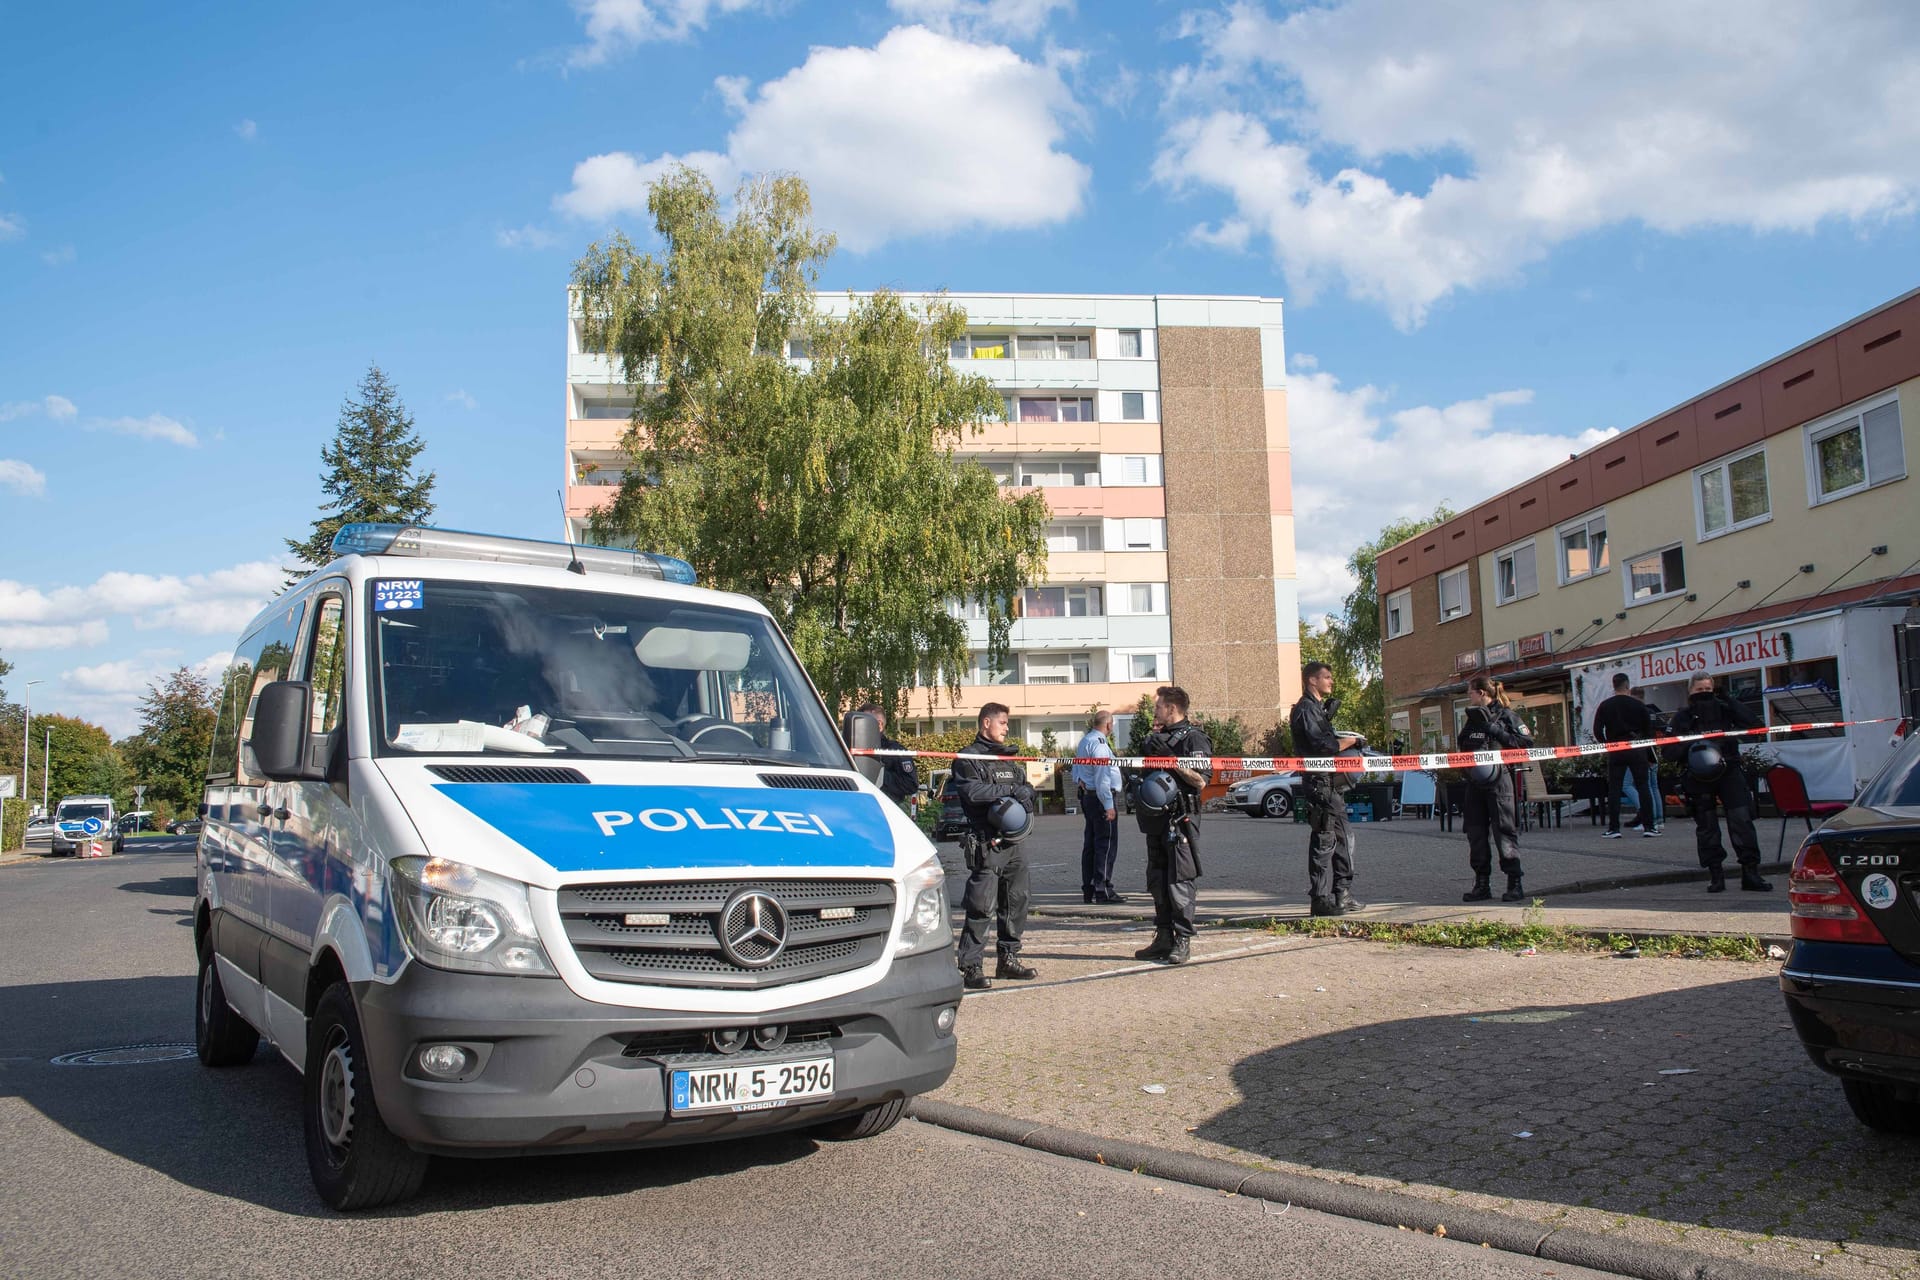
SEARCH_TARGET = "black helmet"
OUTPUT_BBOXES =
[1134,771,1181,816]
[1465,761,1503,788]
[1687,741,1727,782]
[987,796,1032,844]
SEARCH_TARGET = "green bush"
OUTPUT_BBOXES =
[2,799,24,853]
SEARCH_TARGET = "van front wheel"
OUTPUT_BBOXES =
[811,1097,906,1142]
[303,983,430,1210]
[195,950,259,1067]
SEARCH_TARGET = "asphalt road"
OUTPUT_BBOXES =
[0,846,1611,1280]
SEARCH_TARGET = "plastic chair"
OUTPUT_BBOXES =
[1764,764,1848,858]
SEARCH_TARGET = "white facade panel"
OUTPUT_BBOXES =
[1260,325,1288,390]
[1093,298,1160,328]
[1096,360,1160,391]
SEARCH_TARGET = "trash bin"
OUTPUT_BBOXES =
[1359,781,1395,823]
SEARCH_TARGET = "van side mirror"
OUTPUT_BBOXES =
[250,681,323,781]
[842,711,885,786]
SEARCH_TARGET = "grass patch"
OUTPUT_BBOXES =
[1264,910,1767,962]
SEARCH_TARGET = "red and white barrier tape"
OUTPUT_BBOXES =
[855,716,1908,775]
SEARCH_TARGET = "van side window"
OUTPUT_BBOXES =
[307,596,348,735]
[208,600,306,783]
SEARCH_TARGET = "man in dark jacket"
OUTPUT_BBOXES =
[1289,661,1362,917]
[1592,672,1657,839]
[858,702,920,810]
[1664,675,1772,893]
[953,702,1039,989]
[1131,686,1212,965]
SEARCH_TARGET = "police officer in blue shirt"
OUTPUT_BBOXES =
[1072,710,1126,904]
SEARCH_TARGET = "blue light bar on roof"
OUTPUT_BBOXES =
[330,523,697,584]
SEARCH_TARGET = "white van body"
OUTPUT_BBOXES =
[193,525,959,1208]
[53,794,121,855]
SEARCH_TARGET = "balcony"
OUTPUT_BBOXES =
[950,356,1100,388]
[565,485,618,518]
[1005,487,1167,519]
[567,418,630,451]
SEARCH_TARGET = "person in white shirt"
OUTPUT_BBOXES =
[1071,711,1126,904]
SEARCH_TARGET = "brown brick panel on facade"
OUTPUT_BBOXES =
[1380,570,1485,706]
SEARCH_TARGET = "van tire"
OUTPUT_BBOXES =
[195,950,259,1067]
[811,1097,906,1142]
[304,983,430,1210]
[1842,1078,1920,1134]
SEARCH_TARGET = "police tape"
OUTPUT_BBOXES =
[855,716,1909,775]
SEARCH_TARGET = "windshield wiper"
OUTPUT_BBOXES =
[668,751,811,767]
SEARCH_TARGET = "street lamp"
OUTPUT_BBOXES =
[20,679,42,817]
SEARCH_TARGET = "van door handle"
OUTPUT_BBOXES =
[273,807,290,822]
[257,803,273,819]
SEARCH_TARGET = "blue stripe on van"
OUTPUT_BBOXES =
[431,783,896,873]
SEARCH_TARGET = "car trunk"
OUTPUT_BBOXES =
[1818,807,1920,964]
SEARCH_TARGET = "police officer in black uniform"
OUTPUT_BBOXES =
[952,702,1040,989]
[1131,686,1212,966]
[1457,675,1534,902]
[1663,675,1774,893]
[1290,661,1363,916]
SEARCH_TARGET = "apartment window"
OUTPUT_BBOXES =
[1112,582,1167,615]
[1046,522,1102,552]
[1625,544,1686,604]
[786,338,811,360]
[1018,395,1096,423]
[1025,651,1093,684]
[1807,395,1905,503]
[1120,391,1146,421]
[576,396,639,420]
[1022,585,1102,618]
[1697,447,1770,538]
[947,596,1008,622]
[1557,513,1609,583]
[963,652,1017,686]
[1126,651,1169,680]
[950,334,1009,359]
[1385,588,1412,639]
[1014,333,1092,360]
[1438,566,1471,622]
[1116,329,1144,358]
[1119,518,1163,551]
[1018,458,1099,487]
[1494,541,1538,605]
[1119,455,1157,485]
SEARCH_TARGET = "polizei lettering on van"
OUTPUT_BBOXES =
[434,782,896,871]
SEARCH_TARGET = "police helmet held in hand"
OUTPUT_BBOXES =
[1132,686,1211,966]
[1663,675,1772,893]
[1456,675,1533,903]
[1289,662,1365,917]
[951,703,1041,990]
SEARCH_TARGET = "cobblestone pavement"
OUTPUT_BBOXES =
[930,920,1920,1279]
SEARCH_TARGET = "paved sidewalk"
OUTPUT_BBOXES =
[930,921,1920,1280]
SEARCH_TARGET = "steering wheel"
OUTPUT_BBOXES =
[675,715,760,750]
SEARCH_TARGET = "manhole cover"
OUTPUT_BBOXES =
[1465,1011,1577,1024]
[50,1043,196,1067]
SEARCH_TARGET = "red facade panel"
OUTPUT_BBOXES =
[1434,512,1474,570]
[1836,294,1920,405]
[1637,405,1699,485]
[1760,337,1842,438]
[1413,530,1444,579]
[1695,374,1764,458]
[1588,435,1644,504]
[1471,492,1514,556]
[1506,477,1551,541]
[1381,545,1416,593]
[1544,454,1595,524]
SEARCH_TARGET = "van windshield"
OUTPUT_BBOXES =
[58,803,110,821]
[371,579,851,770]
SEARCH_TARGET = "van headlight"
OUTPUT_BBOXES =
[390,857,556,976]
[893,855,950,957]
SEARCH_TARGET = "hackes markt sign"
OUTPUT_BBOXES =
[1636,629,1785,681]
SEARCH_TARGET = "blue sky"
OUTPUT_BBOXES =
[3,0,1918,734]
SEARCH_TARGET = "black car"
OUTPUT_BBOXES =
[1780,729,1920,1133]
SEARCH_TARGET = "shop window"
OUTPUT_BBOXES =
[1696,447,1770,538]
[1418,706,1442,752]
[1807,395,1905,503]
[1385,588,1412,639]
[1625,544,1686,604]
[1557,513,1609,584]
[1495,541,1538,605]
[1438,566,1471,621]
[1764,658,1844,741]
[1726,670,1765,728]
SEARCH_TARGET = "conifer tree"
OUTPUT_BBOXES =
[287,365,436,571]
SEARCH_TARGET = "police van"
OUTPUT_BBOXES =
[194,524,960,1208]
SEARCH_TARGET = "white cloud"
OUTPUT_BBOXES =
[0,212,23,241]
[93,413,198,447]
[0,394,75,422]
[234,118,258,141]
[0,620,109,651]
[1287,356,1617,620]
[0,559,282,655]
[496,223,561,250]
[57,650,235,737]
[40,244,75,267]
[44,395,76,419]
[556,25,1091,251]
[566,0,767,67]
[446,389,478,410]
[0,460,46,496]
[886,0,1072,41]
[1159,0,1920,328]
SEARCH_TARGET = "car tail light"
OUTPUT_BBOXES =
[1788,841,1888,944]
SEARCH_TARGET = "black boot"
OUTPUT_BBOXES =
[1740,866,1774,892]
[1462,876,1493,902]
[1707,865,1727,893]
[1309,898,1346,917]
[961,964,992,990]
[1162,936,1191,966]
[1133,931,1174,961]
[1501,872,1525,903]
[995,951,1037,980]
[1336,891,1366,913]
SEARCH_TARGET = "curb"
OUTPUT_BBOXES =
[1531,861,1792,898]
[908,1099,1802,1280]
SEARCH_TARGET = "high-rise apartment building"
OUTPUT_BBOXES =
[565,291,1300,744]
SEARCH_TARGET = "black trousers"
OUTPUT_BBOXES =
[1465,772,1521,877]
[1144,819,1200,939]
[1606,753,1654,833]
[957,835,1029,967]
[1303,782,1353,904]
[1687,772,1762,868]
[1079,790,1118,897]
